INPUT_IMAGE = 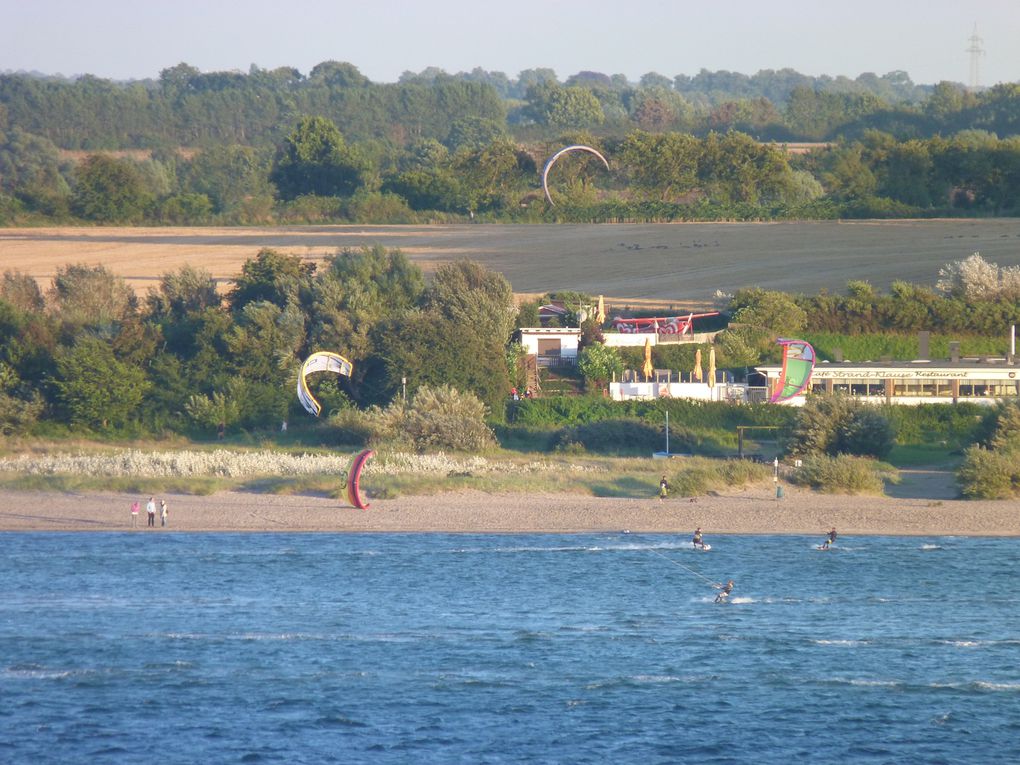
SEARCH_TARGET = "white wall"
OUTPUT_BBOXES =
[610,381,749,402]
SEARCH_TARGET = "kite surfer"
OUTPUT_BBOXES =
[692,527,706,550]
[714,579,735,602]
[821,527,837,550]
[714,579,734,603]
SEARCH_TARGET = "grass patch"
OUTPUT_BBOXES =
[0,472,228,495]
[885,443,960,468]
[789,455,897,495]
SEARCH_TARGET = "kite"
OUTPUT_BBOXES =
[542,144,609,206]
[769,339,816,403]
[346,449,374,509]
[297,351,353,417]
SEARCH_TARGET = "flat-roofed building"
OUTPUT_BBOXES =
[754,358,1020,405]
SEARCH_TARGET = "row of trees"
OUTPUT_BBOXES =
[0,247,516,436]
[4,63,1020,151]
[8,120,1020,225]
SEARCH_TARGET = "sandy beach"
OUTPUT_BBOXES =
[1,486,1018,536]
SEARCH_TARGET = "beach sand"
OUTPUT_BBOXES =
[1,486,1018,536]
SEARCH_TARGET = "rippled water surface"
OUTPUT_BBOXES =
[2,532,1019,764]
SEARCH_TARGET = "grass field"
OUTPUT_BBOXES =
[3,219,1020,307]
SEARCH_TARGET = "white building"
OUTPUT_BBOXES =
[754,358,1020,406]
[518,328,581,367]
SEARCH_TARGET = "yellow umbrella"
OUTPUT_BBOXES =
[595,294,606,325]
[707,346,716,389]
[693,348,703,382]
[643,336,653,381]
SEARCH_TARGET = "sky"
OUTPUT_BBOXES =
[2,0,1019,88]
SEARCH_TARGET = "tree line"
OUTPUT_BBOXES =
[6,118,1020,226]
[8,62,1019,149]
[2,247,1017,439]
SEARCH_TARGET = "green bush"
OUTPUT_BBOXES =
[394,384,497,452]
[790,454,892,495]
[884,403,985,448]
[668,457,770,496]
[553,418,692,456]
[786,396,895,458]
[956,445,1020,499]
[508,396,795,431]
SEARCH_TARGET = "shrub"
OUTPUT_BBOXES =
[362,384,495,452]
[956,446,1020,499]
[786,395,895,458]
[790,454,892,495]
[0,391,43,435]
[668,457,770,496]
[553,418,691,456]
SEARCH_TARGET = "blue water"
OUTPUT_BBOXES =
[1,532,1019,764]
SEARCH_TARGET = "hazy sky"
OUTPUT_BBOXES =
[3,0,1018,87]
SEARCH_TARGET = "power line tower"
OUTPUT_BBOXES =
[966,24,985,90]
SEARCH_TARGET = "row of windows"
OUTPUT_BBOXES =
[809,379,1020,398]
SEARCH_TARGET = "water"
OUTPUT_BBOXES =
[2,532,1019,764]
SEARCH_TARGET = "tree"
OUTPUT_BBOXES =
[309,245,424,352]
[578,342,624,391]
[1,269,44,313]
[183,145,273,215]
[620,130,699,201]
[526,82,605,128]
[146,265,221,321]
[377,260,515,415]
[228,248,315,311]
[47,263,137,335]
[53,335,149,429]
[270,116,368,200]
[71,154,151,222]
[728,288,807,337]
[308,60,370,88]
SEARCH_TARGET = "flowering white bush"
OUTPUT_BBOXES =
[937,252,1020,301]
[0,449,609,479]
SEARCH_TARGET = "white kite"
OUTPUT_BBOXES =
[541,144,610,206]
[297,351,353,416]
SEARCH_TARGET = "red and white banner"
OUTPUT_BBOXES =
[611,312,717,335]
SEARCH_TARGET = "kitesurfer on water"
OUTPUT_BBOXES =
[692,527,705,550]
[821,527,837,549]
[714,580,734,603]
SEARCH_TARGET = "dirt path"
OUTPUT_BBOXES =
[885,467,959,500]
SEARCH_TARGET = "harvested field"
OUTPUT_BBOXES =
[3,220,1020,306]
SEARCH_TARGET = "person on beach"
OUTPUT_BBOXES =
[659,475,669,501]
[146,497,156,527]
[130,500,140,527]
[160,499,168,528]
[715,580,734,603]
[821,527,837,549]
[692,527,705,550]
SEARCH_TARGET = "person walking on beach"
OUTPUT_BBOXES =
[714,579,734,603]
[692,527,705,550]
[659,475,669,501]
[146,497,156,527]
[130,500,140,528]
[160,499,168,528]
[821,527,837,549]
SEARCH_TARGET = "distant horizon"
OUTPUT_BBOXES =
[2,1,1017,90]
[0,62,983,90]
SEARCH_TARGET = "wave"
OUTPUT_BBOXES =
[814,639,870,647]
